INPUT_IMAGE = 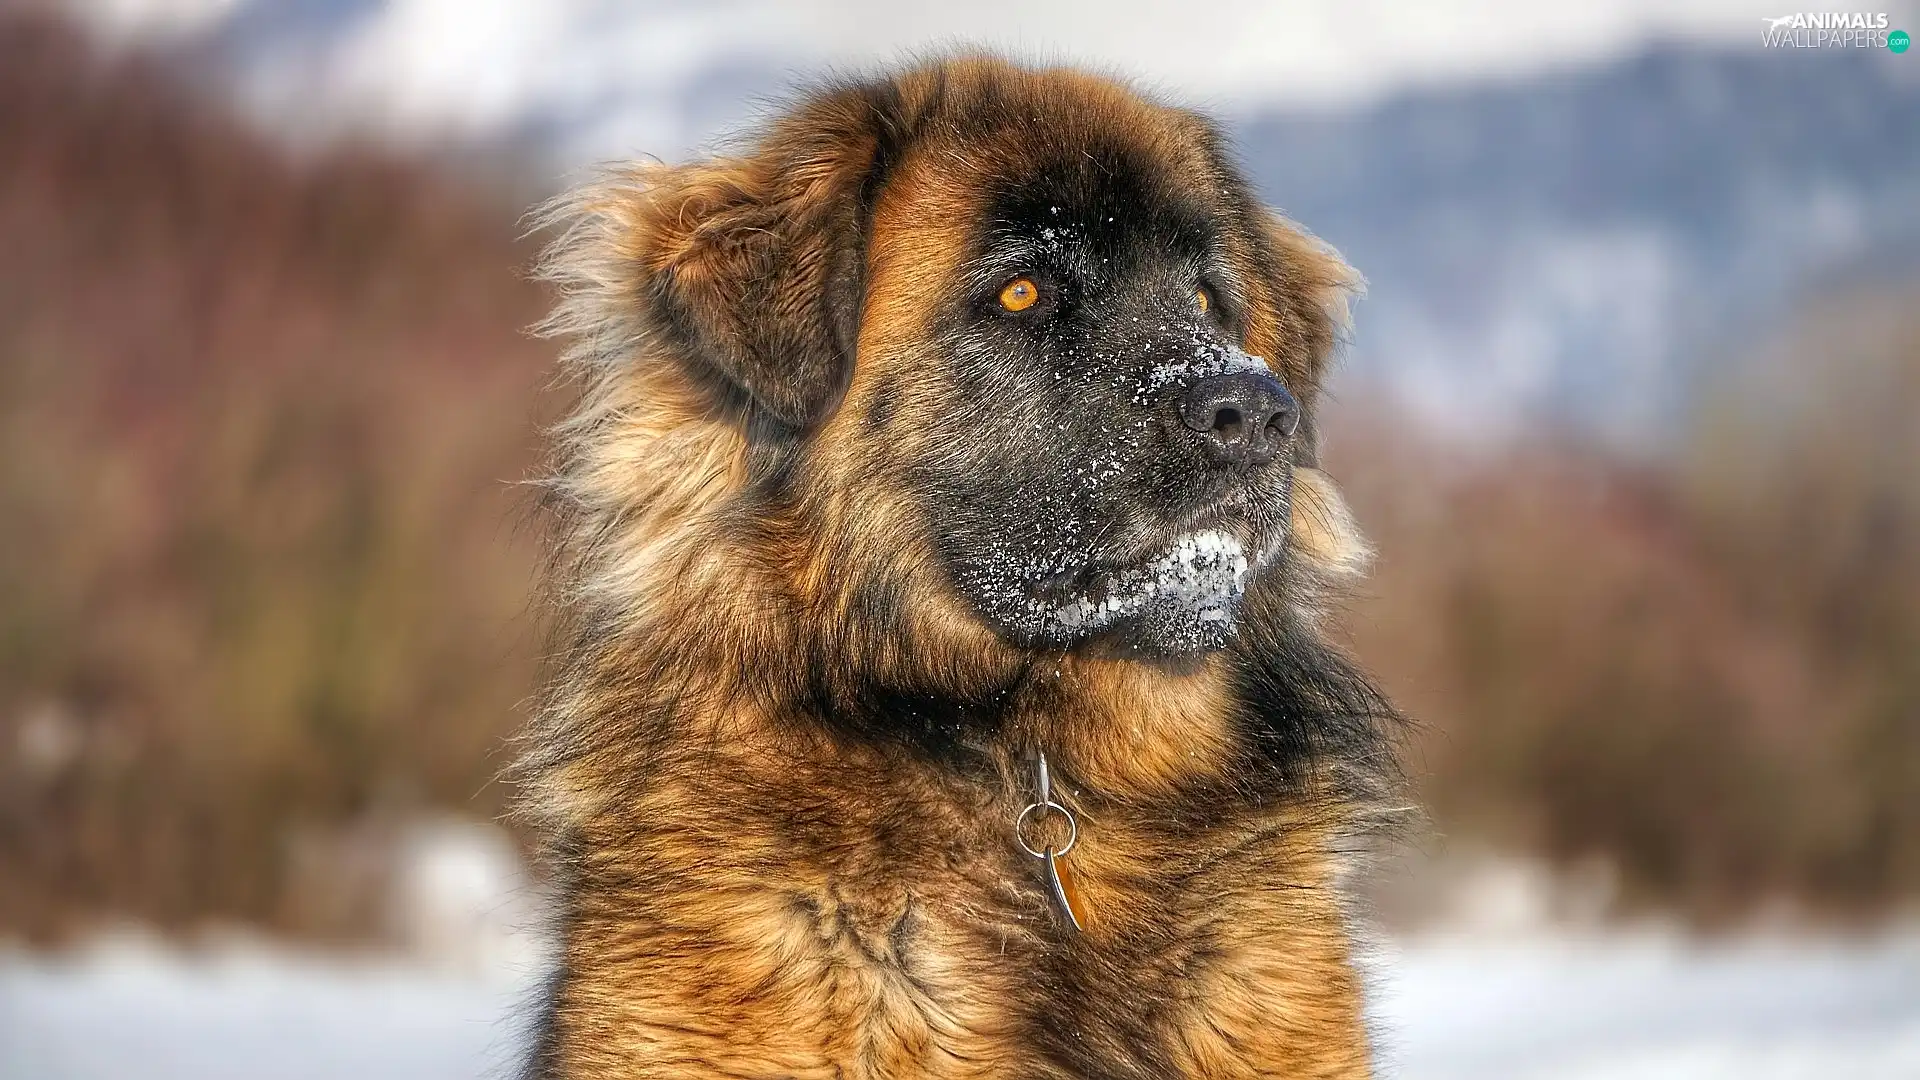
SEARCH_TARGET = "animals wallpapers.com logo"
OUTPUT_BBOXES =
[1761,12,1908,48]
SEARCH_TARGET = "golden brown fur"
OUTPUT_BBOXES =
[519,56,1400,1079]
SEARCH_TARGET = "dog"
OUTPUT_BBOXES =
[520,55,1402,1079]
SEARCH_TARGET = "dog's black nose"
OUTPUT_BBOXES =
[1179,370,1300,468]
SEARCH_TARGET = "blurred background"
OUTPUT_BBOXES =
[1,2,1917,1077]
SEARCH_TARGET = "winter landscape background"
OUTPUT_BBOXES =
[2,2,1918,1076]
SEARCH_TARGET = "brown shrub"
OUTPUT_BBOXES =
[0,14,554,942]
[1335,287,1920,918]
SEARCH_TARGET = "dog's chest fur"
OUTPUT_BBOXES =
[541,730,1370,1080]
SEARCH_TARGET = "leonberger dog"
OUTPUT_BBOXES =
[520,54,1402,1079]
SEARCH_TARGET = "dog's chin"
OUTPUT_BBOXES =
[1012,523,1281,655]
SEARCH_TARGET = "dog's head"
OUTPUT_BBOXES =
[540,57,1366,670]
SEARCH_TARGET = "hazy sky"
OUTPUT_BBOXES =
[70,0,1805,158]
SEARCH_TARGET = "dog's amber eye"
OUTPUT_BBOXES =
[998,277,1040,312]
[1195,287,1211,315]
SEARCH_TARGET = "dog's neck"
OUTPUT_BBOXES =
[534,538,1379,825]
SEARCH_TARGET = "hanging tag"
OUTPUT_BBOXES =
[1043,846,1089,931]
[1017,751,1089,932]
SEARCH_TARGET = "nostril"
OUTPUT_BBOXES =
[1213,407,1244,438]
[1268,402,1300,441]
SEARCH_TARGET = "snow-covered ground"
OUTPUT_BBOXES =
[1371,927,1920,1080]
[0,938,533,1080]
[4,924,1918,1080]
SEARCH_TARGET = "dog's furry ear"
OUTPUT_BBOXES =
[1250,218,1372,578]
[1290,465,1373,583]
[1253,216,1361,468]
[538,88,904,428]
